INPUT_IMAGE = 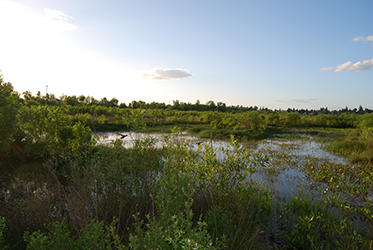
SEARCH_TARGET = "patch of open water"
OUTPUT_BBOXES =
[93,131,350,200]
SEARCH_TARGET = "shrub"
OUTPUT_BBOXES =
[24,218,126,250]
[0,216,8,249]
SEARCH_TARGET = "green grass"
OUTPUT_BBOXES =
[1,130,373,249]
[325,128,373,164]
[273,195,372,249]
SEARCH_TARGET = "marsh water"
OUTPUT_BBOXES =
[93,131,347,162]
[93,131,350,199]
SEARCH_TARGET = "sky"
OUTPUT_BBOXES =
[0,0,372,110]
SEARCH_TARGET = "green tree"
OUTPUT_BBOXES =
[206,100,216,111]
[286,112,301,125]
[99,97,109,106]
[216,102,226,112]
[77,95,86,104]
[61,95,78,106]
[19,106,92,159]
[109,98,119,107]
[172,100,181,110]
[0,71,21,154]
[129,100,140,109]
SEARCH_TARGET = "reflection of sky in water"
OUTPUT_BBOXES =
[93,132,167,148]
[256,139,348,164]
[94,132,348,164]
[93,132,349,199]
[252,168,308,199]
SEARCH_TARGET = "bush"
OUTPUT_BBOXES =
[24,218,126,250]
[0,75,21,155]
[0,216,8,249]
[18,106,92,159]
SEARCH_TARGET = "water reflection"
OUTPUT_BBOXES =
[93,131,348,163]
[93,131,350,199]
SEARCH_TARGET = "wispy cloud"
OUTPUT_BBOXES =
[44,8,77,31]
[143,68,193,80]
[320,67,334,71]
[321,58,373,72]
[276,99,317,103]
[353,35,373,46]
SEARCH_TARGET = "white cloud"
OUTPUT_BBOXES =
[320,67,334,71]
[321,36,373,72]
[143,68,193,80]
[353,35,373,46]
[44,8,77,31]
[321,58,373,72]
[291,99,317,103]
[276,99,317,103]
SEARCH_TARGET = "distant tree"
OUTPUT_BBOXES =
[216,102,226,112]
[206,100,216,111]
[22,91,40,106]
[109,98,119,107]
[172,100,181,110]
[23,91,33,100]
[365,108,373,114]
[119,102,127,108]
[85,96,98,105]
[138,100,147,109]
[148,102,166,109]
[160,103,167,109]
[60,94,68,102]
[78,95,86,104]
[129,100,140,109]
[99,97,109,106]
[64,95,78,106]
[194,99,201,110]
[341,106,349,113]
[148,102,157,109]
[357,105,364,114]
[47,93,60,106]
[34,91,44,105]
[320,107,330,114]
[180,102,191,111]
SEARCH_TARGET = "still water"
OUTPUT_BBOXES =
[93,132,347,162]
[93,131,350,199]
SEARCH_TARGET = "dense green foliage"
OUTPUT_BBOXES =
[1,71,373,249]
[19,87,373,115]
[0,72,21,154]
[2,71,373,167]
[1,133,372,249]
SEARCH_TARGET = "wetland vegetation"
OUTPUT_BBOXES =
[1,71,373,249]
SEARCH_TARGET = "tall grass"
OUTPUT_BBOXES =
[327,128,373,164]
[0,133,273,249]
[1,132,373,249]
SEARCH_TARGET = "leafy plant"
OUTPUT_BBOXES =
[0,71,21,155]
[24,218,126,250]
[0,216,8,249]
[129,135,220,249]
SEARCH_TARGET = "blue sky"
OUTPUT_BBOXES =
[0,0,372,110]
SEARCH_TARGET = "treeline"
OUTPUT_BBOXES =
[2,71,373,165]
[21,90,373,115]
[21,91,260,112]
[13,88,373,133]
